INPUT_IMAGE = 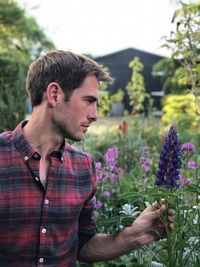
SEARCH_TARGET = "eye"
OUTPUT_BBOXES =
[84,96,98,105]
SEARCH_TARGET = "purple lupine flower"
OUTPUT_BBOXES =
[155,126,181,189]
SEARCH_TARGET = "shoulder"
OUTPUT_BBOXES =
[64,142,94,165]
[0,131,12,146]
[0,131,15,158]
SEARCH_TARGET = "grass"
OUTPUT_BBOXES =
[88,116,124,135]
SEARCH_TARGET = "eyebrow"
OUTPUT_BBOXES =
[83,95,99,102]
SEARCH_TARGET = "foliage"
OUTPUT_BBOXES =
[0,0,54,57]
[98,91,111,117]
[110,89,124,103]
[97,66,113,117]
[0,51,27,132]
[0,0,55,131]
[77,115,200,267]
[161,93,200,129]
[160,1,200,109]
[152,58,187,94]
[126,57,150,114]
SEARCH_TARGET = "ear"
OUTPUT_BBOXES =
[46,82,63,107]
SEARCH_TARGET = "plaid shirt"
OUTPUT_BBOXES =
[0,121,97,267]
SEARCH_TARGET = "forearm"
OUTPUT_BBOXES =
[78,203,171,262]
[78,227,140,262]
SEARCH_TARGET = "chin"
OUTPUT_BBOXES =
[66,133,85,142]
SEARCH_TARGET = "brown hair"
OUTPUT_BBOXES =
[26,50,113,107]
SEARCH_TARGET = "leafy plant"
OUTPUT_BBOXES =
[126,57,150,114]
[77,115,200,266]
[0,0,55,131]
[161,93,200,129]
[110,89,124,103]
[161,1,200,112]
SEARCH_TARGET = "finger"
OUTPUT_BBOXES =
[167,215,174,223]
[148,202,165,213]
[167,209,175,223]
[168,222,174,231]
[149,205,166,219]
[167,209,174,216]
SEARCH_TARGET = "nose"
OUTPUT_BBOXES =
[88,104,98,122]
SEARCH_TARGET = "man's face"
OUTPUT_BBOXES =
[53,75,99,141]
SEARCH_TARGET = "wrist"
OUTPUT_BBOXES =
[118,226,141,251]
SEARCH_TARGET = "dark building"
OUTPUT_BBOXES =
[95,47,165,114]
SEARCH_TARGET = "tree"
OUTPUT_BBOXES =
[157,1,200,111]
[126,57,150,114]
[152,57,188,94]
[0,0,54,57]
[0,0,55,131]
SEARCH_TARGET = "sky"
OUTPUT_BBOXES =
[18,0,179,57]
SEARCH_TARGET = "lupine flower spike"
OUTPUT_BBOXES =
[155,126,181,189]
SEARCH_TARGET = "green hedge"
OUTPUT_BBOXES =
[0,51,27,132]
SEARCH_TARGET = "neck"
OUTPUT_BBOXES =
[23,107,63,158]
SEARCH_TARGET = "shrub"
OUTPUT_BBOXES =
[162,93,200,129]
[0,51,27,132]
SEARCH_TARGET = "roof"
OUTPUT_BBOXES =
[95,47,164,68]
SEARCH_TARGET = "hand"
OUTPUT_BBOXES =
[127,202,174,246]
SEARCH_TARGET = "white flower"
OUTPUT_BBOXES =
[119,203,141,217]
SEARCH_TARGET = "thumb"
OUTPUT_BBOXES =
[147,204,165,219]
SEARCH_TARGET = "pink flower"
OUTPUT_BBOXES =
[142,146,150,153]
[140,156,151,172]
[95,200,103,209]
[141,163,150,172]
[179,175,192,185]
[182,143,195,157]
[187,161,197,169]
[104,147,119,164]
[103,190,111,198]
[95,162,102,169]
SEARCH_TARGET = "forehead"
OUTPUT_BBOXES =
[73,75,100,96]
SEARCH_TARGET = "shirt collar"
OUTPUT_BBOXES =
[13,121,65,163]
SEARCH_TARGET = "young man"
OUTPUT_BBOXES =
[0,50,174,266]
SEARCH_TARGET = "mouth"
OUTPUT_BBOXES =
[81,123,90,128]
[81,124,90,132]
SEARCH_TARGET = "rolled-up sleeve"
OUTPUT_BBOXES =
[78,159,97,250]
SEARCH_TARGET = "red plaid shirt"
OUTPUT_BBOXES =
[0,121,97,267]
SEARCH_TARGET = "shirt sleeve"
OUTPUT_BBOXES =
[78,158,97,251]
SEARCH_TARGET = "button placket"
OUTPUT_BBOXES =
[33,152,40,159]
[24,155,29,161]
[39,257,44,263]
[45,199,49,205]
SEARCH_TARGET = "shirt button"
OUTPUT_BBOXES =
[42,228,47,234]
[24,156,29,161]
[33,153,39,159]
[35,177,39,182]
[45,199,49,205]
[39,257,44,263]
[61,156,64,162]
